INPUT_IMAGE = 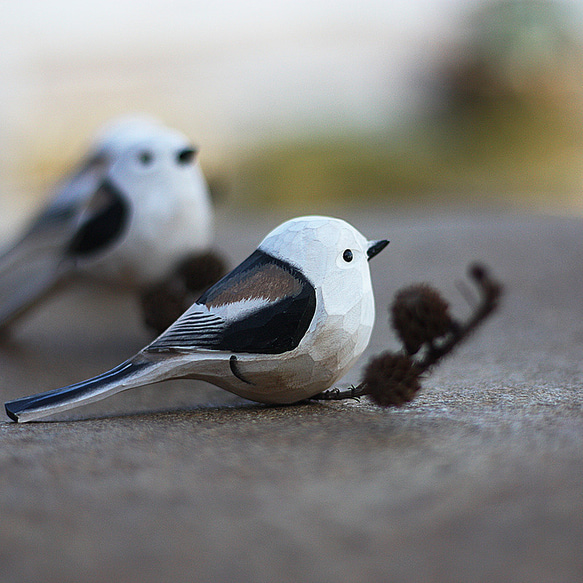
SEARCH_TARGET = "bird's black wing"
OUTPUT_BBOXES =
[65,180,129,258]
[0,154,127,329]
[145,250,317,355]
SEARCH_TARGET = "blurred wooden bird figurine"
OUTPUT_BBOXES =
[0,115,215,333]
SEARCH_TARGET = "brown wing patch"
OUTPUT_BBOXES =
[150,250,317,354]
[204,263,302,307]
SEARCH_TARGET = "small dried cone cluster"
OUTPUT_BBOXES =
[178,251,228,293]
[140,275,188,334]
[140,251,227,335]
[391,284,456,354]
[362,352,421,407]
[354,263,501,408]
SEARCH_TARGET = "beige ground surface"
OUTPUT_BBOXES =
[0,206,582,582]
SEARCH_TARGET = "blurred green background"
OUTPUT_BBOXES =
[1,0,582,215]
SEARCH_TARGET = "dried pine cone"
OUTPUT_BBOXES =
[362,352,421,407]
[178,251,227,294]
[140,276,189,334]
[140,251,228,335]
[391,284,455,354]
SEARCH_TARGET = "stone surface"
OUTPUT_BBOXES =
[0,206,582,582]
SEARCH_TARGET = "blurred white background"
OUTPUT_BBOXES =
[1,0,583,210]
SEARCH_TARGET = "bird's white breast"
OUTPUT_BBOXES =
[83,163,213,287]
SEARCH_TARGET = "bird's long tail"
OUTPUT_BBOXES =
[5,357,161,423]
[0,236,69,332]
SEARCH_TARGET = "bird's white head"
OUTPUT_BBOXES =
[260,214,387,329]
[93,116,209,209]
[259,215,387,288]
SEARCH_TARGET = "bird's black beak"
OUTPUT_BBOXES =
[367,239,389,261]
[177,146,198,164]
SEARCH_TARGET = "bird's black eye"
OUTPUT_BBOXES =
[343,249,353,262]
[138,151,154,165]
[177,147,197,165]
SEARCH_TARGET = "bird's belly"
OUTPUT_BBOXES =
[184,351,337,404]
[179,312,373,404]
